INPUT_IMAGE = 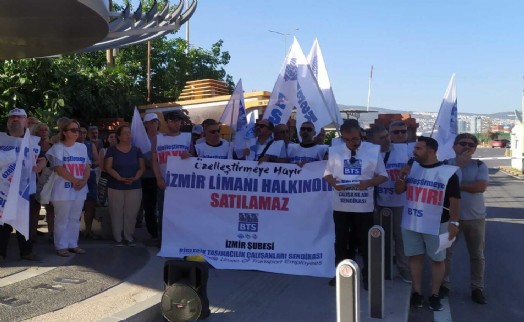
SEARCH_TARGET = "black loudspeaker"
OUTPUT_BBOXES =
[162,259,210,321]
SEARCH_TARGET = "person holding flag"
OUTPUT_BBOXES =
[0,108,43,262]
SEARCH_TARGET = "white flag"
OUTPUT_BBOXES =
[263,37,332,131]
[433,74,458,161]
[219,79,249,133]
[131,106,151,154]
[3,129,32,239]
[219,79,253,158]
[307,38,343,127]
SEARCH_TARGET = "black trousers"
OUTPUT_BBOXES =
[333,211,374,277]
[0,223,32,258]
[141,177,159,238]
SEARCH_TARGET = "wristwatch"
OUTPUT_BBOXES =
[449,221,460,227]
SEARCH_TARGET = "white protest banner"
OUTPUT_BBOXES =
[158,157,335,278]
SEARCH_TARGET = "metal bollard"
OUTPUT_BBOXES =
[378,207,393,280]
[336,259,360,322]
[368,225,385,319]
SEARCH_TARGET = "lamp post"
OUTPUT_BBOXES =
[268,28,299,56]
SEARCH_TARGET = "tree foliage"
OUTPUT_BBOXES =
[0,32,233,130]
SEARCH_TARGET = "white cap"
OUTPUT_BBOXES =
[143,113,159,122]
[192,124,203,135]
[8,108,27,117]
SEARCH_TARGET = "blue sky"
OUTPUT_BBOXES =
[152,0,524,114]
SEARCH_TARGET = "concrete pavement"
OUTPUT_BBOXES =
[0,210,411,322]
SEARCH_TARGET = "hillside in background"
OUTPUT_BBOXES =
[338,104,515,118]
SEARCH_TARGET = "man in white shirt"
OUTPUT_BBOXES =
[242,119,286,163]
[152,110,192,241]
[287,121,328,166]
[370,122,413,283]
[195,120,230,159]
[323,120,388,289]
[0,108,43,261]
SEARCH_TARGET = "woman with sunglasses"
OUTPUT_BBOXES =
[46,118,91,257]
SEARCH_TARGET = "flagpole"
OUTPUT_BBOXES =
[366,65,373,112]
[521,76,524,122]
[228,98,236,159]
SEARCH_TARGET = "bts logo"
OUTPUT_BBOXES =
[343,159,362,175]
[238,213,258,232]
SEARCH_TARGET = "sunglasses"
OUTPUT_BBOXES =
[256,124,269,129]
[65,128,80,133]
[392,130,407,134]
[457,141,476,148]
[208,129,220,134]
[300,127,314,132]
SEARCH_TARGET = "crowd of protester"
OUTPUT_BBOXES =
[0,108,488,310]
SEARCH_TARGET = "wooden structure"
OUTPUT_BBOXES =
[140,79,270,133]
[178,79,231,101]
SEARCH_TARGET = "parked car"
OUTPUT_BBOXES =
[491,139,510,148]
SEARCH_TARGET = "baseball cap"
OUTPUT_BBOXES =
[143,113,159,122]
[8,108,27,117]
[192,124,203,135]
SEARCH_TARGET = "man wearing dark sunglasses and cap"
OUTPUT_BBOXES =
[323,119,388,289]
[440,133,488,305]
[287,121,328,166]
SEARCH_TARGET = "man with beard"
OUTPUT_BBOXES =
[395,136,460,311]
